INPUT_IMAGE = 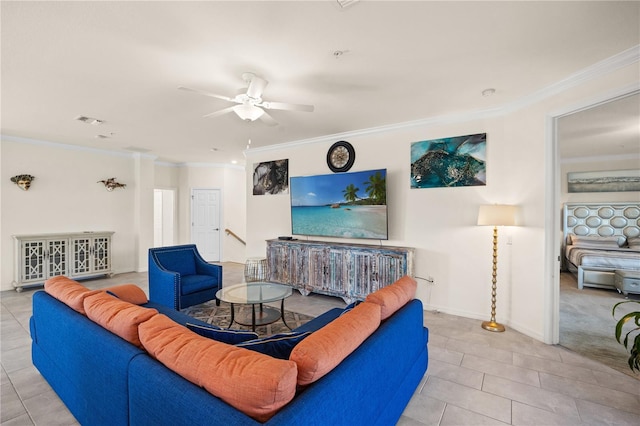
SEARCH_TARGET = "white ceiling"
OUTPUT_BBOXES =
[2,1,639,165]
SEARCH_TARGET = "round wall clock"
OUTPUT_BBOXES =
[327,141,355,173]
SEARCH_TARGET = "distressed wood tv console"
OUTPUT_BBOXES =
[266,239,414,303]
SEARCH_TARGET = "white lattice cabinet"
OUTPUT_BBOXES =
[12,232,114,291]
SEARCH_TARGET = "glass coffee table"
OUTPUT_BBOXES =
[215,282,293,332]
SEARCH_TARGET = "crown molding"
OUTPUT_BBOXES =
[503,44,640,114]
[560,153,640,165]
[177,162,245,170]
[1,134,157,160]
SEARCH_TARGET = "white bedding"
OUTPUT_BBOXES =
[565,245,640,270]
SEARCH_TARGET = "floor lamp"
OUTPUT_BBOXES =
[477,204,517,332]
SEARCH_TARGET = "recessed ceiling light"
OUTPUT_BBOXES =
[482,88,496,97]
[231,160,238,165]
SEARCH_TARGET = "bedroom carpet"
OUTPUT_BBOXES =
[181,300,314,337]
[560,271,640,379]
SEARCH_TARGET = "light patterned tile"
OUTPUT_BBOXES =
[397,414,432,426]
[513,352,597,384]
[576,398,640,426]
[540,372,640,415]
[401,393,446,426]
[512,401,582,425]
[1,382,27,423]
[22,388,79,426]
[1,345,34,374]
[446,338,513,363]
[429,345,464,366]
[7,365,52,402]
[491,339,563,362]
[462,354,540,387]
[557,346,622,374]
[483,374,579,418]
[427,332,448,349]
[426,359,484,390]
[440,404,510,426]
[422,376,511,423]
[1,413,34,426]
[590,368,640,396]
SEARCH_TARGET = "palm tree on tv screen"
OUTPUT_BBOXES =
[342,183,360,203]
[364,171,386,205]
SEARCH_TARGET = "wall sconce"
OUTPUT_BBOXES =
[98,178,126,191]
[10,174,35,191]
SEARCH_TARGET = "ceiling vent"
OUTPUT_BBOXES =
[336,0,359,8]
[74,115,104,125]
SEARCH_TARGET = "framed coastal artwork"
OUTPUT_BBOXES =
[253,159,289,195]
[567,169,640,193]
[410,133,486,189]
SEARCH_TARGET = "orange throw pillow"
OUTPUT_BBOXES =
[44,276,101,314]
[102,284,148,305]
[139,314,297,422]
[365,275,417,320]
[289,301,381,386]
[83,292,157,347]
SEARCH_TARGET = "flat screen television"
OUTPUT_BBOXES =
[290,169,388,240]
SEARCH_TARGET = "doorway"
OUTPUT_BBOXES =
[191,188,222,262]
[547,88,640,348]
[153,189,176,247]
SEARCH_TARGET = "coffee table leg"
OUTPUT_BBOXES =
[228,303,235,329]
[251,304,257,332]
[281,298,292,330]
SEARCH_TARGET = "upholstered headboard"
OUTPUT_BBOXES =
[563,202,640,241]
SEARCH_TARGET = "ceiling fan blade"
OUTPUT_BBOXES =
[178,86,235,103]
[261,101,314,112]
[246,75,268,99]
[259,110,279,126]
[202,106,236,118]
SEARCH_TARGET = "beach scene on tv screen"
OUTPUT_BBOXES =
[290,169,388,240]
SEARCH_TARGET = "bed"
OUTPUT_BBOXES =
[563,202,640,290]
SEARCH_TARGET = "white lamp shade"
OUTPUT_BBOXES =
[477,204,517,226]
[233,104,264,121]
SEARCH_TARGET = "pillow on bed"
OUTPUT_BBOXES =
[569,235,626,248]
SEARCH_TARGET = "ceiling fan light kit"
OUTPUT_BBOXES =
[233,104,264,121]
[180,72,314,126]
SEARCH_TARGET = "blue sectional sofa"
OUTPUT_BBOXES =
[31,277,428,425]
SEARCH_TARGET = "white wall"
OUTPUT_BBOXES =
[245,61,639,342]
[1,140,139,289]
[0,142,247,291]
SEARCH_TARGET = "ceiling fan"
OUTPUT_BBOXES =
[179,72,314,126]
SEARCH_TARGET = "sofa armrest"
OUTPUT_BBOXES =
[148,253,180,310]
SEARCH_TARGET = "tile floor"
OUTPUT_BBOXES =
[1,263,639,425]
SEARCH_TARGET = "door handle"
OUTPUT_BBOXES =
[214,228,219,231]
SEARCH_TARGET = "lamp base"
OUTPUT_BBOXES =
[481,320,505,332]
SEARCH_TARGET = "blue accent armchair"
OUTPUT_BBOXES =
[148,244,222,310]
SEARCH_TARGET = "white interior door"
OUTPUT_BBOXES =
[191,189,221,262]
